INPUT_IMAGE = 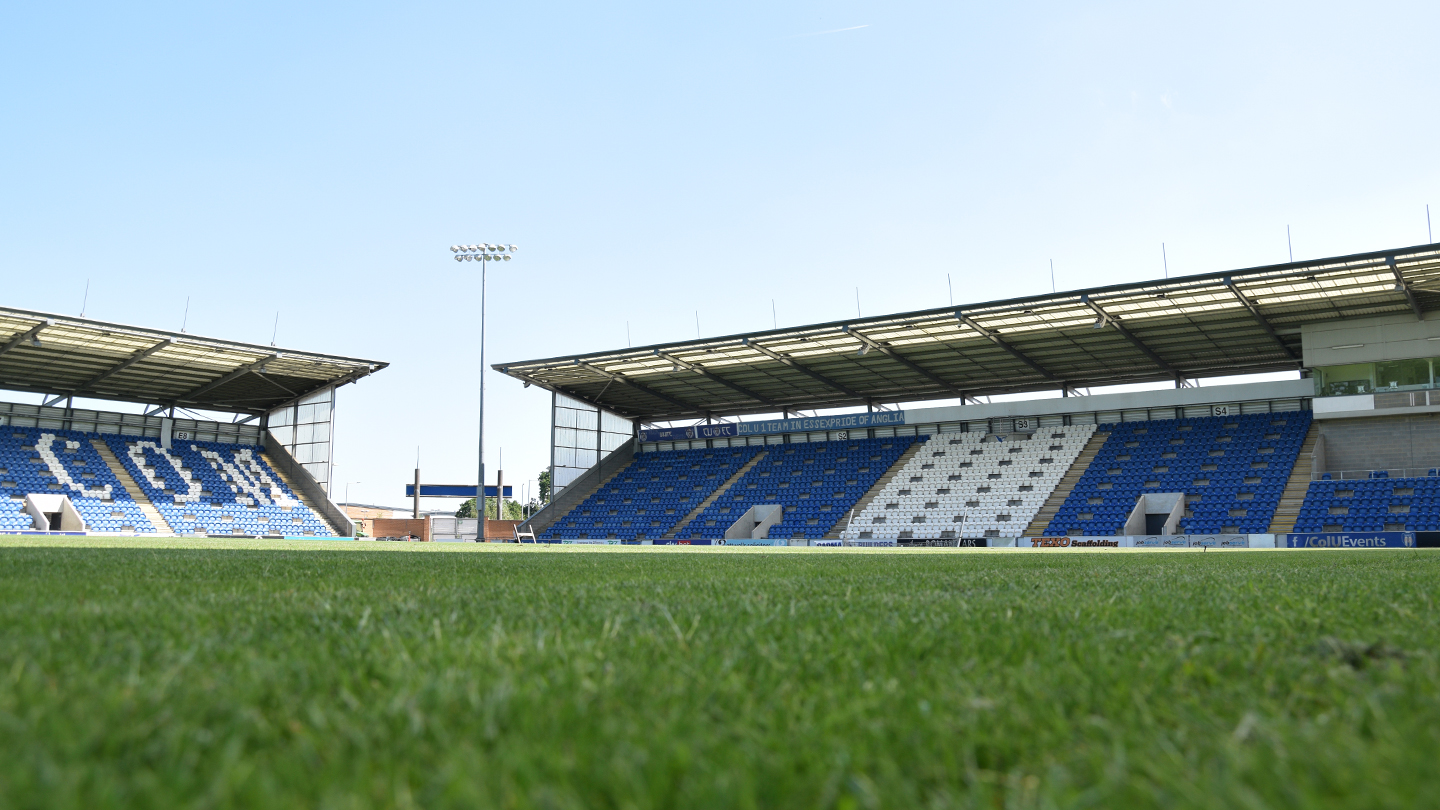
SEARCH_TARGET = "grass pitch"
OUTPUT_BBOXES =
[1,542,1438,809]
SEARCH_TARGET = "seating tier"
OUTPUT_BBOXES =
[540,446,764,541]
[1294,475,1440,532]
[1046,411,1312,536]
[0,427,156,532]
[683,437,920,542]
[842,426,1095,540]
[101,435,333,536]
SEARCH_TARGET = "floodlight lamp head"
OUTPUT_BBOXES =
[509,244,518,253]
[454,254,464,262]
[450,245,460,252]
[1091,317,1105,329]
[857,344,870,357]
[502,254,511,261]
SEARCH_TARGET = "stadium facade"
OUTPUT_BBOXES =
[0,306,385,538]
[502,243,1440,549]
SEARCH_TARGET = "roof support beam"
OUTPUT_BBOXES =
[1387,256,1424,320]
[501,367,640,418]
[953,311,1060,381]
[0,319,52,360]
[741,338,867,399]
[78,338,174,392]
[575,360,705,416]
[1079,296,1180,376]
[266,364,380,413]
[841,326,968,399]
[653,350,778,407]
[175,354,281,404]
[1223,277,1300,360]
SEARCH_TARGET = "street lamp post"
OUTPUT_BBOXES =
[450,242,518,540]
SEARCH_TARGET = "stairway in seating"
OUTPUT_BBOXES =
[259,451,347,536]
[665,450,768,539]
[825,440,925,539]
[1022,429,1109,537]
[91,439,173,533]
[1266,422,1320,535]
[529,465,632,536]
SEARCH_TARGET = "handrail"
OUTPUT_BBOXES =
[1313,467,1440,481]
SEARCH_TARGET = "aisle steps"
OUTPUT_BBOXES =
[1266,422,1321,535]
[260,452,347,537]
[90,439,173,533]
[666,451,768,538]
[1022,430,1110,537]
[826,441,925,540]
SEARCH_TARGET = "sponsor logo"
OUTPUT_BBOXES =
[1033,537,1119,548]
[1284,533,1416,549]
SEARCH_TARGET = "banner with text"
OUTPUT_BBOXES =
[640,411,906,443]
[1282,532,1416,549]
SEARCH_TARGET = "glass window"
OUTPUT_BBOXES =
[1376,359,1432,391]
[1316,363,1375,397]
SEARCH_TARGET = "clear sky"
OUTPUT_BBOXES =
[2,2,1438,513]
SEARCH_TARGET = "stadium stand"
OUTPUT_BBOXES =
[101,434,334,536]
[842,425,1096,541]
[1045,411,1312,536]
[0,427,156,532]
[1293,474,1440,532]
[681,436,921,542]
[540,446,764,541]
[506,243,1440,548]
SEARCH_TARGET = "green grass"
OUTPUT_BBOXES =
[2,542,1438,809]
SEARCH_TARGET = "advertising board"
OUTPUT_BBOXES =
[1031,535,1249,548]
[1281,532,1416,549]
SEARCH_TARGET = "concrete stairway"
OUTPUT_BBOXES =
[91,439,173,534]
[825,440,926,540]
[260,451,348,537]
[666,450,768,538]
[1266,422,1320,535]
[1022,429,1110,537]
[528,465,632,536]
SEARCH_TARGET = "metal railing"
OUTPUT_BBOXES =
[1312,467,1439,481]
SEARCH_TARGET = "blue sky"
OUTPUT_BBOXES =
[2,2,1438,511]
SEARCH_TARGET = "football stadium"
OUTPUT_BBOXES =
[505,242,1440,552]
[4,244,1440,809]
